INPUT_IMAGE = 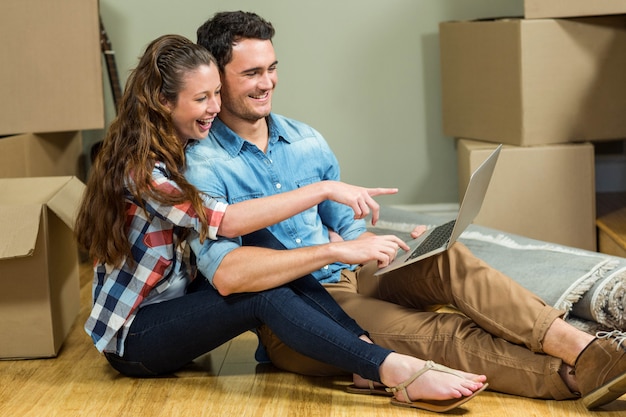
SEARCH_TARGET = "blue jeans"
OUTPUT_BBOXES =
[105,231,391,382]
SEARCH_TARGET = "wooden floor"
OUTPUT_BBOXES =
[1,264,625,417]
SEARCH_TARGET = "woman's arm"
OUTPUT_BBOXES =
[217,180,398,238]
[140,166,226,240]
[148,164,399,241]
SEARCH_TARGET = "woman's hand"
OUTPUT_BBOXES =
[323,181,398,225]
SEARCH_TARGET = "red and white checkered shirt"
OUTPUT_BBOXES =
[85,162,227,354]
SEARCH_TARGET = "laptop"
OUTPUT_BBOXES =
[374,144,502,276]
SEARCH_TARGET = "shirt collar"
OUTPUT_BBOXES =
[209,114,291,157]
[267,114,292,144]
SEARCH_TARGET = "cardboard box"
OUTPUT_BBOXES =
[440,16,626,146]
[0,176,85,359]
[0,0,104,135]
[524,0,626,19]
[457,139,596,251]
[0,132,83,179]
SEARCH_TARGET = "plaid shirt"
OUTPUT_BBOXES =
[84,162,227,355]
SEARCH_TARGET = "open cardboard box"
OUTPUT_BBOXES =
[0,176,85,359]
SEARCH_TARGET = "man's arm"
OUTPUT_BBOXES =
[212,233,410,296]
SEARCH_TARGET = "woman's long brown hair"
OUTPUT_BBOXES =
[75,34,217,266]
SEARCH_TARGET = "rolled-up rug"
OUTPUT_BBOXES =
[572,266,626,330]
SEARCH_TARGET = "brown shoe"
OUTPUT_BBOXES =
[574,330,626,409]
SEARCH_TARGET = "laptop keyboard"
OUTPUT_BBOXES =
[406,220,456,261]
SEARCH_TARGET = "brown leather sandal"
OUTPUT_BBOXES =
[346,380,393,397]
[385,360,488,413]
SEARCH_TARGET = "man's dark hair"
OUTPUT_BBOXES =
[197,11,275,71]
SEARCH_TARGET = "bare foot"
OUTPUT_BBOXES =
[379,353,487,403]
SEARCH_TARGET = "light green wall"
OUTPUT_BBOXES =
[98,0,522,205]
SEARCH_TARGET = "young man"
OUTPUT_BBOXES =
[186,10,626,409]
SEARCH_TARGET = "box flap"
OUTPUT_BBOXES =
[0,205,42,260]
[0,177,69,205]
[47,177,86,231]
[0,132,82,178]
[0,177,85,230]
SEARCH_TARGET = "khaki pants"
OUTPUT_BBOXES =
[258,242,576,400]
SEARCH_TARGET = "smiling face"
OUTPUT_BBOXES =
[163,63,221,143]
[218,38,277,125]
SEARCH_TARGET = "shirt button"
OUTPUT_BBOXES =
[323,265,329,270]
[295,238,302,244]
[275,183,282,189]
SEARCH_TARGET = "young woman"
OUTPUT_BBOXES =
[75,34,487,412]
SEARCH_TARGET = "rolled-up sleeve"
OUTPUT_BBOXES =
[185,146,242,287]
[189,233,241,287]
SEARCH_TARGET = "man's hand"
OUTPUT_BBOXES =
[329,233,410,268]
[410,224,428,239]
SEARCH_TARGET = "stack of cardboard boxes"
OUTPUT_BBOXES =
[439,1,626,252]
[0,0,104,358]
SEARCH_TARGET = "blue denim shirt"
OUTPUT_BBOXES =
[185,114,365,285]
